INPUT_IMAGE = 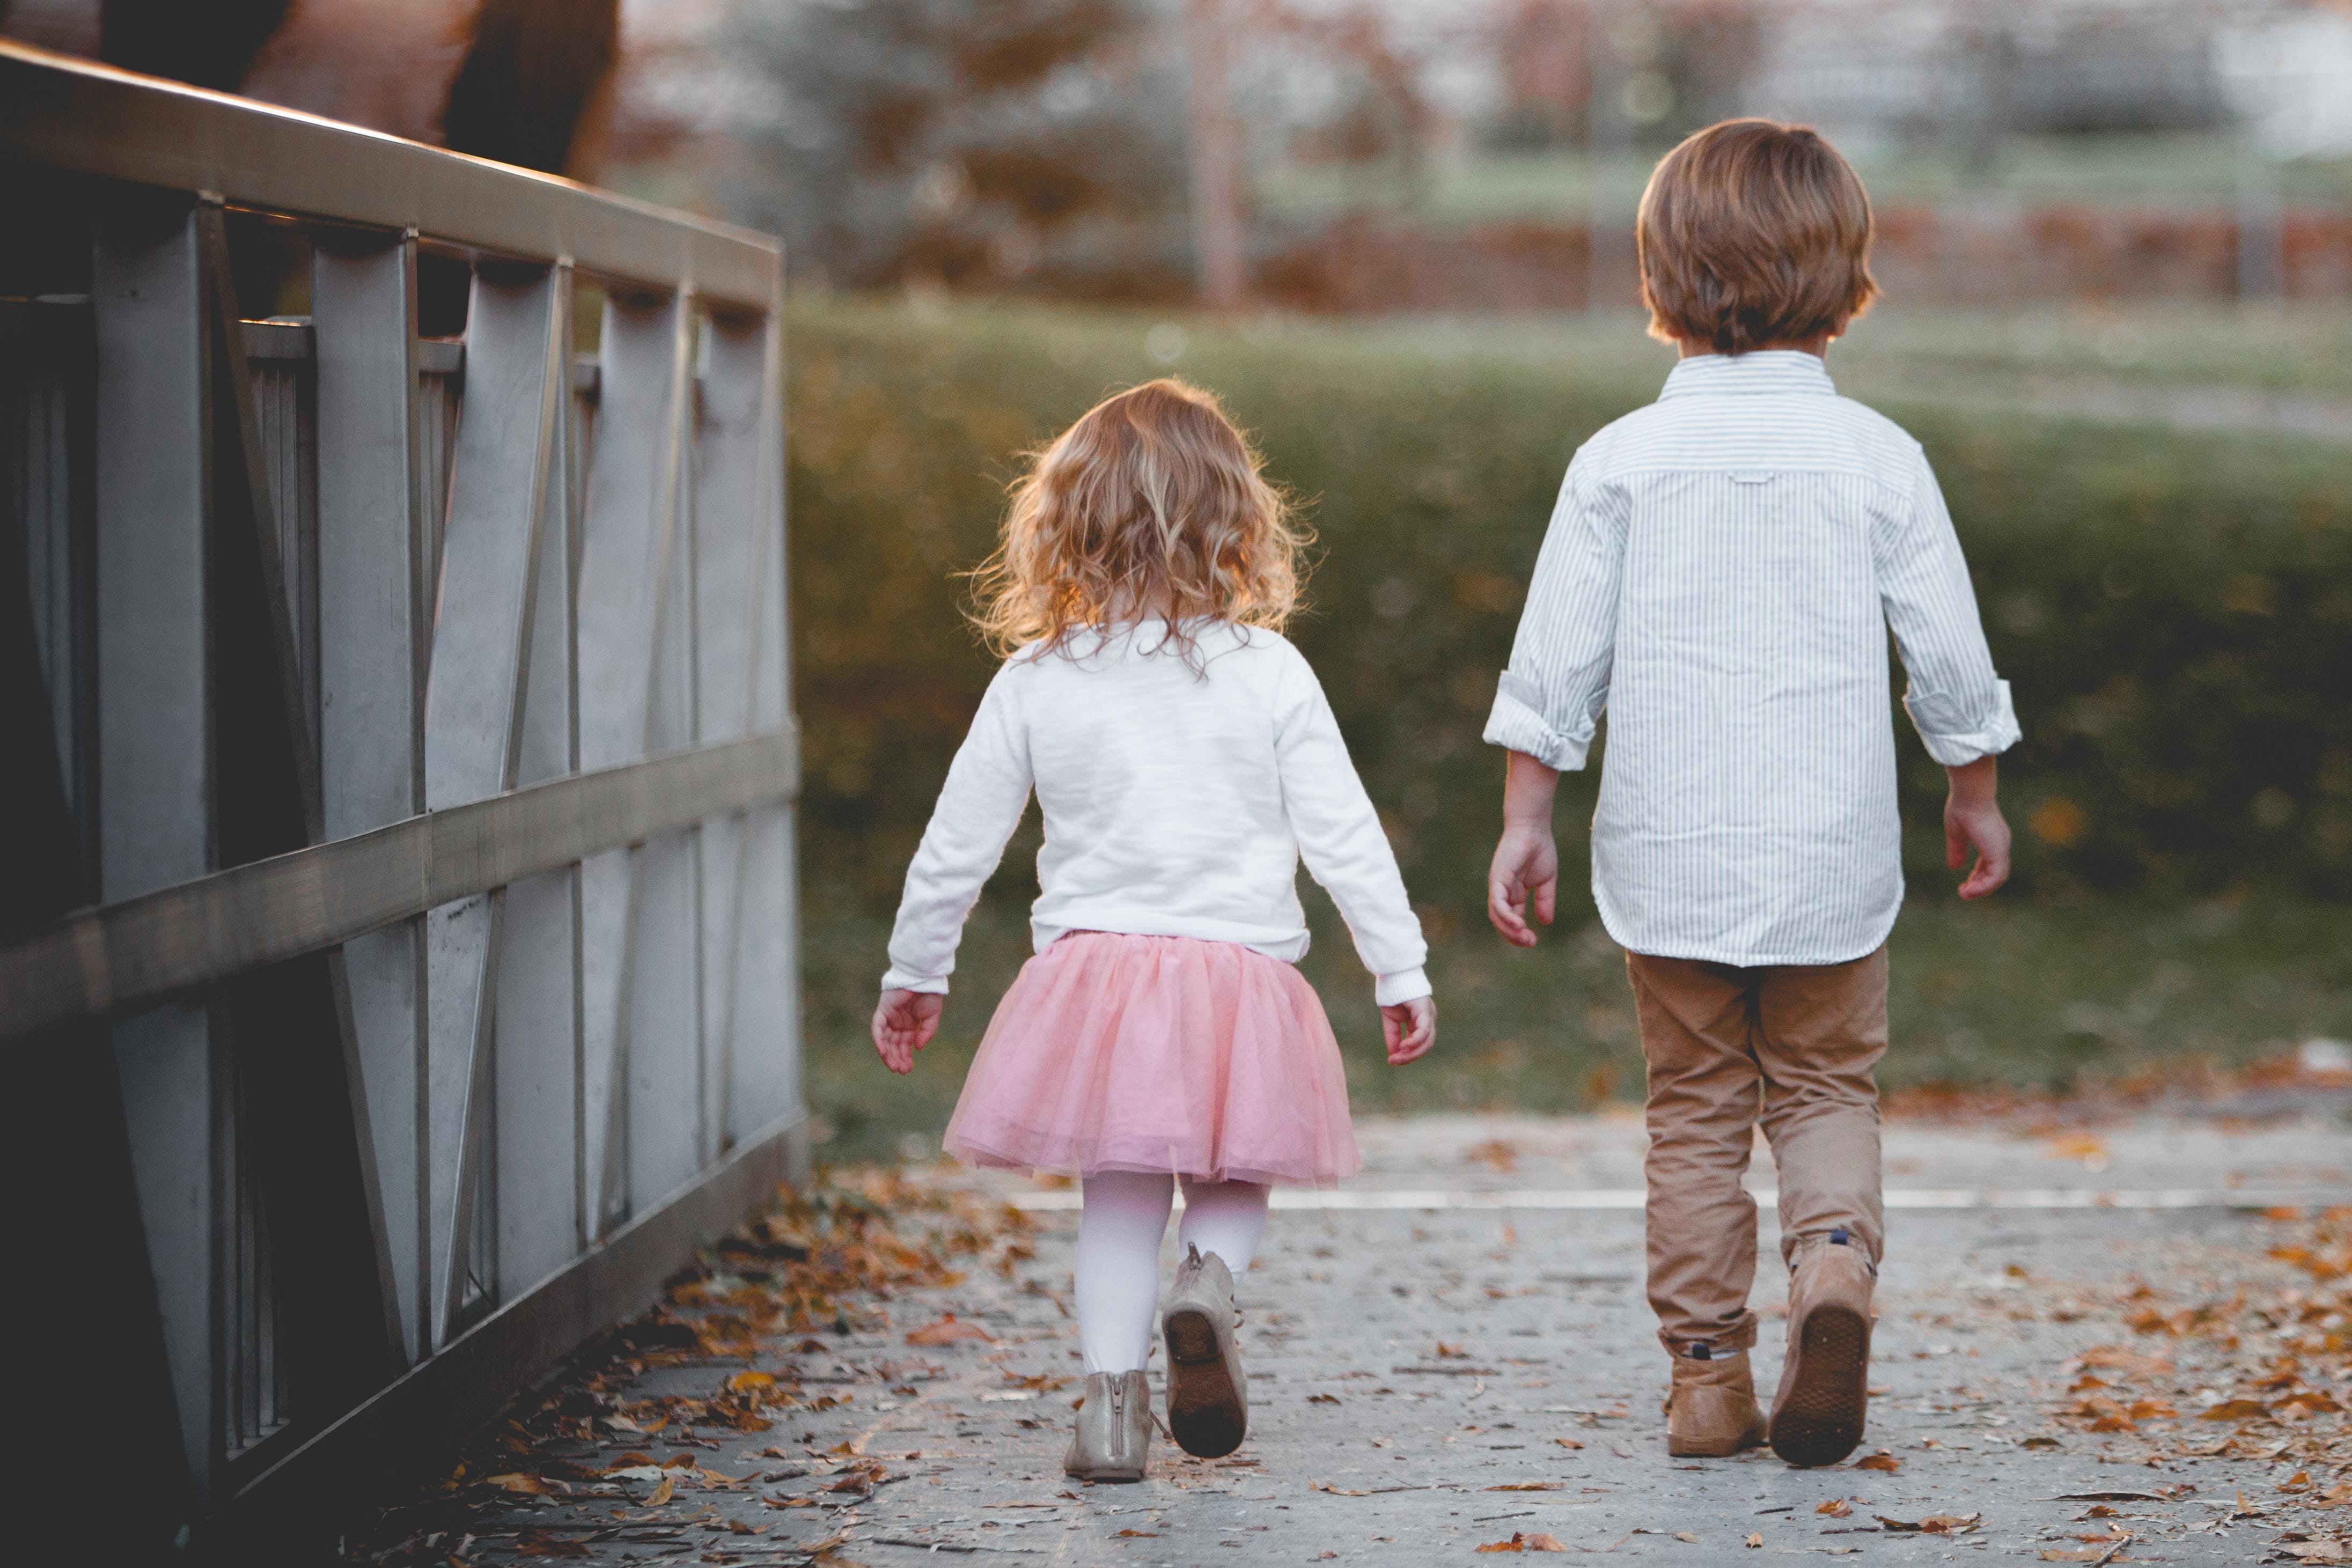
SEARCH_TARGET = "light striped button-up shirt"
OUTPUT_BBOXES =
[1484,350,2020,967]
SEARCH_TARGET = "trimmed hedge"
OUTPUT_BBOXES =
[790,297,2352,916]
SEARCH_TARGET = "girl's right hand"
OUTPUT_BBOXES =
[1381,996,1436,1065]
[872,989,944,1074]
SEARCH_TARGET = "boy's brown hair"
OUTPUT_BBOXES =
[1636,118,1879,355]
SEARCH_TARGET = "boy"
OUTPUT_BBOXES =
[1483,120,2018,1467]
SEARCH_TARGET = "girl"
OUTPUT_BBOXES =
[870,379,1437,1483]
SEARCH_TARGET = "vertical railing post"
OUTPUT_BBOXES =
[495,261,586,1298]
[696,304,798,1147]
[422,262,568,1344]
[92,188,220,1498]
[312,229,429,1365]
[578,287,701,1232]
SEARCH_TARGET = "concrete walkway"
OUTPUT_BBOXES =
[343,1111,2352,1567]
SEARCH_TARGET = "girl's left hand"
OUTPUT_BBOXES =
[1381,996,1436,1065]
[872,989,944,1074]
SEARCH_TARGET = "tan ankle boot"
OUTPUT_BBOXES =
[1064,1370,1151,1482]
[1665,1346,1768,1457]
[1770,1228,1876,1468]
[1163,1245,1248,1458]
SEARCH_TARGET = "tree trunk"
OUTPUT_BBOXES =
[1185,0,1249,313]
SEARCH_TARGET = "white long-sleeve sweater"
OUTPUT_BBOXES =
[882,621,1431,1006]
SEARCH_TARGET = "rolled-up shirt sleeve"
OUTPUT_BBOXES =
[1483,448,1629,771]
[1878,450,2022,767]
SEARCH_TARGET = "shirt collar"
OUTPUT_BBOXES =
[1657,350,1837,400]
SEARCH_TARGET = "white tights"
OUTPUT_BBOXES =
[1074,1171,1269,1374]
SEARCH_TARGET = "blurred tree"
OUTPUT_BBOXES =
[1187,0,1248,310]
[1478,0,1758,152]
[722,0,1191,296]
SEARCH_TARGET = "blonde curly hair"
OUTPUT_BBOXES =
[969,378,1307,664]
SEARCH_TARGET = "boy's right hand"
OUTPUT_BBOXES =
[1382,996,1436,1064]
[872,988,943,1074]
[1487,823,1560,948]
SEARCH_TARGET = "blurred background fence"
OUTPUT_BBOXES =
[8,0,2343,1166]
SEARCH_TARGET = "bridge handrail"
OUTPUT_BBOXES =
[0,39,780,307]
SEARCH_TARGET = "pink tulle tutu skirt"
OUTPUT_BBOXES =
[943,931,1361,1188]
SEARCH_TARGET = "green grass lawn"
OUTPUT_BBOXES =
[783,295,2352,1164]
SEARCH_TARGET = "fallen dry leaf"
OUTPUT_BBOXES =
[2076,1345,2173,1379]
[1466,1138,1520,1173]
[1746,1533,1763,1548]
[905,1313,994,1346]
[2274,1543,2352,1565]
[1486,1482,1562,1492]
[1475,1536,1529,1555]
[1817,1499,1852,1518]
[1674,1533,1699,1544]
[483,1472,561,1496]
[2199,1397,2270,1422]
[646,1475,673,1507]
[1855,1451,1901,1472]
[602,1465,664,1484]
[1877,1513,1981,1535]
[1524,1535,1566,1554]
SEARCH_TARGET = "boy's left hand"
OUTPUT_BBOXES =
[1487,823,1559,948]
[872,989,944,1073]
[1944,754,2012,901]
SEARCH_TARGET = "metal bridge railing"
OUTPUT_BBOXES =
[0,40,805,1542]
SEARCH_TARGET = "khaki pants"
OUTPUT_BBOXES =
[1626,946,1887,1356]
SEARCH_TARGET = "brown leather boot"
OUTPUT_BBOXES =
[1665,1345,1768,1457]
[1770,1228,1876,1467]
